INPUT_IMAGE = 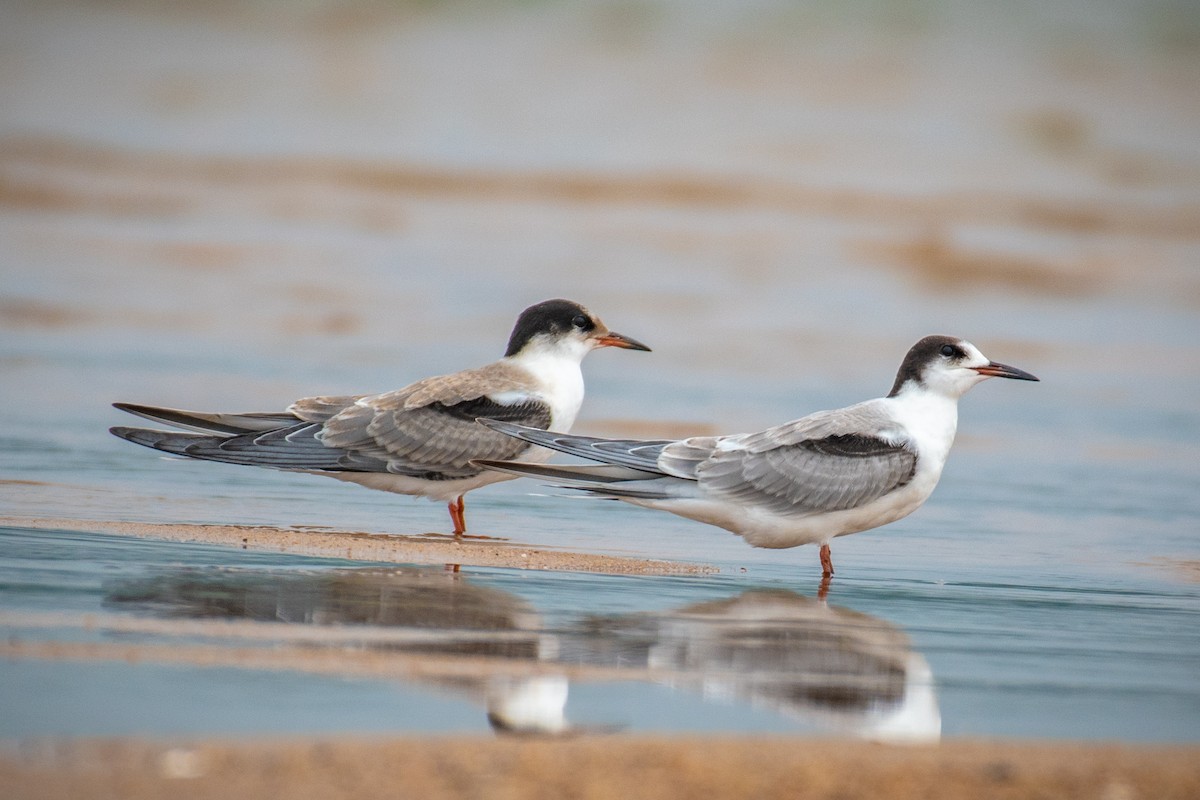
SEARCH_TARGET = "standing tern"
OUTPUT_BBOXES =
[110,299,650,536]
[475,335,1038,576]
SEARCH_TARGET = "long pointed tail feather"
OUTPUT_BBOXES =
[472,459,651,483]
[476,419,672,473]
[109,424,363,471]
[567,484,674,500]
[472,459,674,501]
[113,403,297,435]
[109,426,211,456]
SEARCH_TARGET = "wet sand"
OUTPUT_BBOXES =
[4,736,1197,800]
[0,517,714,575]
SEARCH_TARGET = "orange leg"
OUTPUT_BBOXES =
[819,543,835,578]
[447,495,467,536]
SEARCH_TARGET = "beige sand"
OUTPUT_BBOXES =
[0,517,714,576]
[3,736,1197,800]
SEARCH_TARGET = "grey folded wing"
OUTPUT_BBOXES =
[696,431,918,514]
[313,395,553,477]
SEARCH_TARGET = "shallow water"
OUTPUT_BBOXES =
[2,523,1197,741]
[1,0,1199,742]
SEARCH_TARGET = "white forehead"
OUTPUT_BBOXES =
[959,340,988,365]
[923,339,987,371]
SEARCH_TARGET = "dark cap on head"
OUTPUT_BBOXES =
[504,299,596,357]
[887,335,964,396]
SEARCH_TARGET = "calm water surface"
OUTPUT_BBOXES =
[1,519,1197,741]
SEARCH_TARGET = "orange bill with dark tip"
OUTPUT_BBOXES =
[595,332,652,351]
[973,361,1039,381]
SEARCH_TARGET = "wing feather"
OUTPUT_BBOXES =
[473,421,673,474]
[698,432,917,514]
[656,437,720,479]
[112,403,299,434]
[317,394,553,476]
[288,395,364,422]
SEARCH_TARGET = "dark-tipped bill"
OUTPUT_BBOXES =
[973,361,1039,381]
[594,331,651,351]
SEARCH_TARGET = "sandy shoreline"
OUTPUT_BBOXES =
[3,736,1198,800]
[0,516,715,576]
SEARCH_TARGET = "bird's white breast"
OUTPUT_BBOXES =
[502,349,586,432]
[882,389,959,473]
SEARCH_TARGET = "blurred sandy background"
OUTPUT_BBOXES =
[3,0,1197,418]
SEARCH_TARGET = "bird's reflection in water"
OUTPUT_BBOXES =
[104,566,544,659]
[103,569,938,740]
[576,590,940,742]
[104,566,569,733]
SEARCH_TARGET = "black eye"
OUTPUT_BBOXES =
[940,344,958,357]
[571,314,589,329]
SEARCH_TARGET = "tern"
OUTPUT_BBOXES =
[475,335,1037,576]
[110,299,650,536]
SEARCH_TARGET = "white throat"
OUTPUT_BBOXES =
[885,385,960,466]
[505,341,589,431]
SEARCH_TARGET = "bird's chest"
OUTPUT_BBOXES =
[545,373,585,431]
[887,393,958,484]
[510,356,585,431]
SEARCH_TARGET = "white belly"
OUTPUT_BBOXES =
[319,469,513,503]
